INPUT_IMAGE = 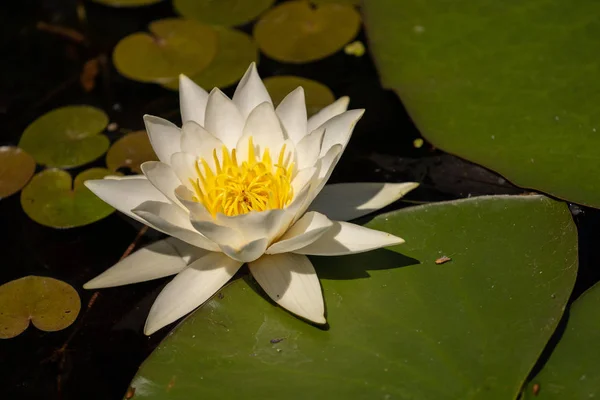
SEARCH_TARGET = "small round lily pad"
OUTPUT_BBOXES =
[264,76,335,116]
[106,130,158,173]
[113,18,218,83]
[92,0,163,6]
[174,0,275,27]
[0,146,36,199]
[253,0,361,63]
[21,168,119,229]
[0,276,81,339]
[19,106,109,169]
[162,27,258,90]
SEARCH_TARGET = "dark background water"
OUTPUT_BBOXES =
[1,1,599,399]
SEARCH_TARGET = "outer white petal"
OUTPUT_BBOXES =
[232,62,272,119]
[83,238,206,289]
[216,208,289,246]
[179,74,209,126]
[266,212,333,254]
[84,177,168,225]
[309,182,420,221]
[143,115,182,164]
[190,218,244,249]
[204,88,245,148]
[220,237,269,263]
[294,221,404,256]
[307,96,349,133]
[249,253,325,324]
[133,201,220,251]
[295,128,324,170]
[180,121,224,170]
[236,102,284,160]
[141,161,183,207]
[276,87,307,144]
[318,109,365,157]
[144,252,242,335]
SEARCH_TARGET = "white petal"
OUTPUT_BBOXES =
[294,221,404,256]
[216,208,289,246]
[220,237,269,263]
[204,88,245,148]
[307,96,349,133]
[133,201,219,251]
[190,218,244,249]
[84,177,168,225]
[249,253,325,324]
[276,86,307,144]
[236,102,284,159]
[144,252,242,335]
[170,152,197,191]
[174,185,213,221]
[319,109,365,157]
[141,161,183,207]
[180,121,224,170]
[143,115,182,164]
[179,74,209,126]
[83,238,204,289]
[295,127,324,170]
[309,182,419,221]
[267,212,333,254]
[232,62,272,119]
[291,166,318,198]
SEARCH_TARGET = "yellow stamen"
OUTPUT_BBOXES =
[190,137,294,217]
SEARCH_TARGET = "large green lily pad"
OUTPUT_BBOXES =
[522,281,600,399]
[174,0,275,27]
[363,0,600,208]
[128,195,576,399]
[162,27,258,91]
[113,18,217,83]
[0,146,36,199]
[21,168,118,229]
[19,106,109,168]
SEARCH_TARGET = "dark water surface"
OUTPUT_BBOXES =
[1,1,599,399]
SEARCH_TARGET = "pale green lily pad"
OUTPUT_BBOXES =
[19,106,109,168]
[0,276,81,339]
[253,0,361,63]
[174,0,275,27]
[522,282,600,399]
[363,0,600,208]
[162,28,258,90]
[113,18,218,83]
[106,130,158,174]
[128,195,576,399]
[0,146,36,199]
[264,76,335,116]
[92,0,163,6]
[21,168,119,229]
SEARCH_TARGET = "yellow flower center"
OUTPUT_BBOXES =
[190,137,294,217]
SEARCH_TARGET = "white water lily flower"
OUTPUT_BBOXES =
[85,63,418,335]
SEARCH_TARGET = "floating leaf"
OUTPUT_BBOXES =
[21,168,118,229]
[264,76,335,116]
[106,131,157,174]
[363,0,600,208]
[93,0,163,6]
[174,0,274,27]
[130,195,576,399]
[522,281,600,399]
[253,0,361,63]
[19,106,109,168]
[113,18,218,83]
[0,276,81,339]
[0,146,36,199]
[162,28,258,90]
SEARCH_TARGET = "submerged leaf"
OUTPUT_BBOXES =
[113,18,218,83]
[0,276,81,339]
[19,106,109,168]
[162,28,258,90]
[21,168,118,229]
[0,146,36,199]
[174,0,275,27]
[264,76,335,116]
[106,131,157,174]
[254,0,361,63]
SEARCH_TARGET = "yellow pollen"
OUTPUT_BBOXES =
[189,137,294,217]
